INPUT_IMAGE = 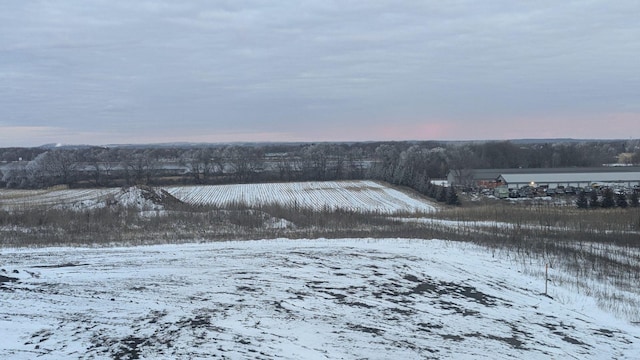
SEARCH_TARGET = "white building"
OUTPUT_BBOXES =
[497,172,640,189]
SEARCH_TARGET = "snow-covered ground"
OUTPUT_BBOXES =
[1,239,638,359]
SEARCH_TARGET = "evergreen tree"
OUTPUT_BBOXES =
[589,189,599,208]
[436,186,447,202]
[576,190,588,209]
[630,191,639,208]
[601,188,615,208]
[428,183,438,199]
[446,186,461,205]
[415,176,429,195]
[616,192,628,208]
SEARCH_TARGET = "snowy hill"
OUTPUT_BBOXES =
[1,239,638,359]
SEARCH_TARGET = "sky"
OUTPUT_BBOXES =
[1,1,639,147]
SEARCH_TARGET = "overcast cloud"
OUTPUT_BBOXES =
[1,1,639,146]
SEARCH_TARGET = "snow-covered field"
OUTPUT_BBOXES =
[0,181,436,214]
[0,188,120,209]
[1,239,638,359]
[166,180,436,213]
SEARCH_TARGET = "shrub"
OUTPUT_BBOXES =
[616,192,628,208]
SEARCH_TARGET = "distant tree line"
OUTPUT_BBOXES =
[0,143,370,189]
[1,140,639,205]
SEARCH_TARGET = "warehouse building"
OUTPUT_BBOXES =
[497,171,640,189]
[448,167,640,189]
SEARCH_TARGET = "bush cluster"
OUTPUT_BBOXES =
[576,189,639,209]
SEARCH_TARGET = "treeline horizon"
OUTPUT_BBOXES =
[1,139,639,194]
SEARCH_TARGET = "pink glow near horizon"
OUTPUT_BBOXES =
[296,113,640,142]
[2,112,639,147]
[344,113,640,142]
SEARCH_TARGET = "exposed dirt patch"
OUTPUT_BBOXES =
[403,274,501,306]
[0,274,18,284]
[348,323,384,336]
[0,274,19,290]
[441,334,465,341]
[138,185,184,208]
[113,336,148,360]
[557,333,590,347]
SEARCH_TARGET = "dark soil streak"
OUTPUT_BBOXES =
[33,263,89,268]
[0,274,18,284]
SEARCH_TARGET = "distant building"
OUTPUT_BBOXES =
[447,168,504,188]
[448,167,640,189]
[430,179,449,187]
